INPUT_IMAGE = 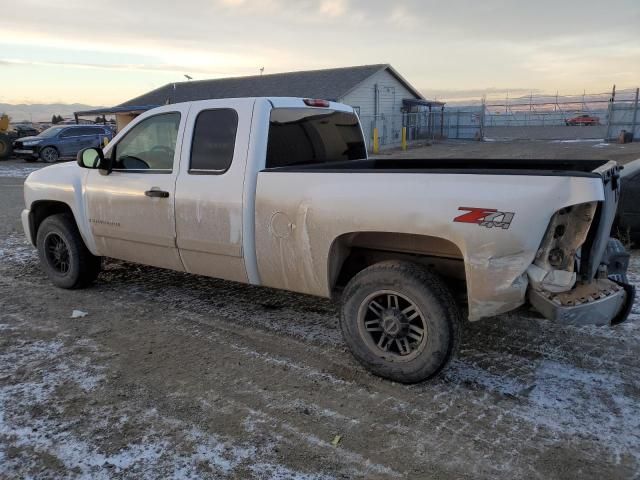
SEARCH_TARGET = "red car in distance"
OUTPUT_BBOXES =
[566,114,600,126]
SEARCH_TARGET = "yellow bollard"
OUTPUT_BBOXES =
[401,127,407,151]
[373,128,379,154]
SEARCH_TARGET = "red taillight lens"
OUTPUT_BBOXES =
[303,98,330,107]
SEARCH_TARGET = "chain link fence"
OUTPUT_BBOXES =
[358,87,639,150]
[359,108,484,152]
[480,87,639,141]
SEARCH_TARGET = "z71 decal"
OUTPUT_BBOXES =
[454,207,515,230]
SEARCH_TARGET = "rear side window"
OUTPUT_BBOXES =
[190,109,238,173]
[60,129,79,138]
[266,108,366,169]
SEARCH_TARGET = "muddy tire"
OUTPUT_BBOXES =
[40,146,59,163]
[0,133,12,160]
[340,261,461,383]
[36,214,101,289]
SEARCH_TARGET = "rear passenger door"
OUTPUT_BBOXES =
[82,127,104,148]
[57,128,82,156]
[174,98,255,283]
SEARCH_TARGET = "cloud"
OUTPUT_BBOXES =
[0,58,236,76]
[423,87,542,101]
[319,0,348,17]
[1,0,638,104]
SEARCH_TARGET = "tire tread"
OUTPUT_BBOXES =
[340,260,462,383]
[36,213,101,289]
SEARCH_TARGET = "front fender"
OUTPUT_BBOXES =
[23,163,96,254]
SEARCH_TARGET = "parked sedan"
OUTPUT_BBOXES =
[614,159,640,247]
[12,125,113,163]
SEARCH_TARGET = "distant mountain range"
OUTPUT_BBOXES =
[0,103,106,123]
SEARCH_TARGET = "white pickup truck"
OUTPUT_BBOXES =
[22,97,634,383]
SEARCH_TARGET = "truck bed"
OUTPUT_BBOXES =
[263,158,610,177]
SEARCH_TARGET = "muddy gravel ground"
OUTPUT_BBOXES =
[1,147,640,479]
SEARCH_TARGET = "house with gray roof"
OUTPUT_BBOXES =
[76,64,444,149]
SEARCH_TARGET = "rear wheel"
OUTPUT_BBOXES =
[40,146,59,163]
[0,133,12,160]
[36,214,101,289]
[340,261,461,383]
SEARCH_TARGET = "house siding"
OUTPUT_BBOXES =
[339,68,420,149]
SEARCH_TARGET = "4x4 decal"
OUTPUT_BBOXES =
[454,207,515,230]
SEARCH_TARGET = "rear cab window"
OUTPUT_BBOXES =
[189,109,238,174]
[266,108,366,169]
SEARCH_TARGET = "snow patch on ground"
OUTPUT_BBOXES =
[550,138,604,144]
[0,329,109,477]
[447,348,640,465]
[0,164,42,178]
[0,317,345,479]
[0,233,37,265]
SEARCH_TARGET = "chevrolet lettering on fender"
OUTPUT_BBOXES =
[20,97,635,384]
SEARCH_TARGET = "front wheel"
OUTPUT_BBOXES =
[40,146,59,163]
[340,261,461,383]
[36,214,101,289]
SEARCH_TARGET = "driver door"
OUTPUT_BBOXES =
[85,106,189,271]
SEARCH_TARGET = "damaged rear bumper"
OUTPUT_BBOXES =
[528,279,635,326]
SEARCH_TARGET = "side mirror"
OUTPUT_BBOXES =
[77,147,109,171]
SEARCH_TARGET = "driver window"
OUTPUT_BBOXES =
[112,112,181,172]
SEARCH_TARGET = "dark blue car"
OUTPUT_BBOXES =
[12,125,114,163]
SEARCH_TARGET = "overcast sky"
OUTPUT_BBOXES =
[2,0,639,105]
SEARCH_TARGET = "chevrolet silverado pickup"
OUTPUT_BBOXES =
[22,97,635,383]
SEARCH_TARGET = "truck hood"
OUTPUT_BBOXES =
[27,161,76,180]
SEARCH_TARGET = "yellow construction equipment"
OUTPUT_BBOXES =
[0,114,12,159]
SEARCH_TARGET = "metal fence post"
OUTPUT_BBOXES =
[479,98,486,140]
[632,87,639,141]
[606,84,616,141]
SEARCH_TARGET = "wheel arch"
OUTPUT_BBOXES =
[327,231,466,297]
[28,200,76,245]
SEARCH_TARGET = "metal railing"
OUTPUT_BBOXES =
[360,108,484,152]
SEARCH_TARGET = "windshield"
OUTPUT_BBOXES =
[37,126,67,138]
[266,108,366,168]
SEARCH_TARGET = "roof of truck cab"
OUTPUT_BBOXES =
[118,64,424,108]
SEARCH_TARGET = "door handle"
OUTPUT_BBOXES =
[144,189,170,198]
